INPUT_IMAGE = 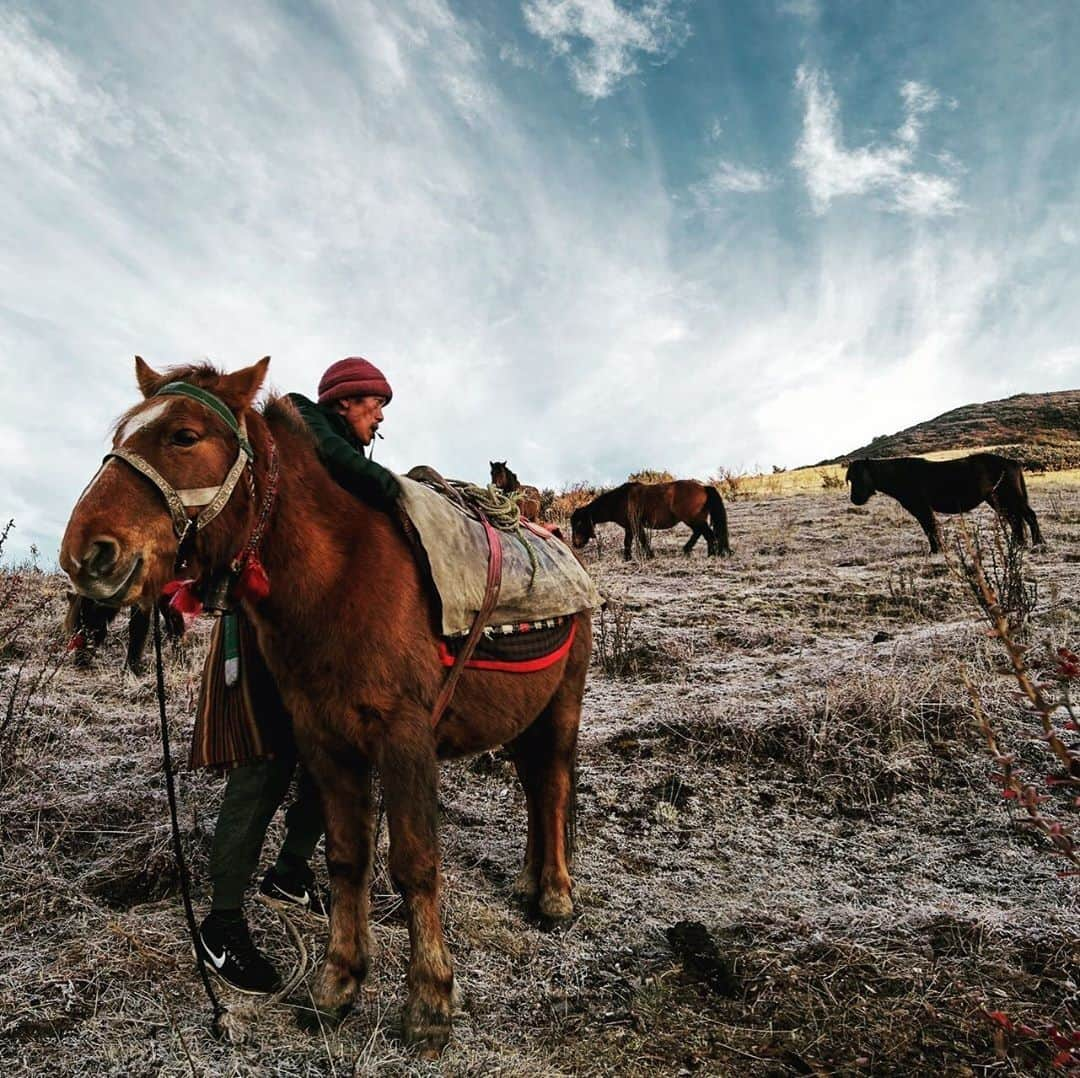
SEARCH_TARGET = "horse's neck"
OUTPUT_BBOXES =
[248,420,388,630]
[592,488,623,523]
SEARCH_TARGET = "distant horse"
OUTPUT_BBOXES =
[64,592,153,672]
[845,453,1043,553]
[570,480,731,559]
[61,358,591,1053]
[489,460,542,522]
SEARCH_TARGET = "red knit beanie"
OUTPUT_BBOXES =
[317,357,393,405]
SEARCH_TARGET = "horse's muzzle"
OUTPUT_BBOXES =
[62,542,144,607]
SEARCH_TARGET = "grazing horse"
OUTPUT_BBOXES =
[489,460,542,522]
[60,358,592,1053]
[64,592,155,672]
[845,453,1043,553]
[570,480,731,560]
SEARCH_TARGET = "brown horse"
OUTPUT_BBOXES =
[489,460,542,522]
[846,453,1043,554]
[60,358,592,1053]
[570,480,731,559]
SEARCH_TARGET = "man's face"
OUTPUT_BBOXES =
[334,395,386,446]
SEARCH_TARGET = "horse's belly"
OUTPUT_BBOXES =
[435,661,571,758]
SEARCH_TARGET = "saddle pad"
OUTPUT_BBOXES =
[395,472,602,637]
[438,617,576,672]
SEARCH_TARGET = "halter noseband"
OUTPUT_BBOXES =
[104,382,256,571]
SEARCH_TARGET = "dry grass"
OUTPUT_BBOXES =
[3,480,1079,1075]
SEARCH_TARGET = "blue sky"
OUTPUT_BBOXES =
[2,0,1079,562]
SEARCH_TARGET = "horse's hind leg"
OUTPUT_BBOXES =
[1027,505,1044,545]
[377,716,453,1052]
[622,527,634,560]
[507,648,587,922]
[305,744,375,1020]
[682,527,702,555]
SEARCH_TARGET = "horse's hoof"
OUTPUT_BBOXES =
[403,998,452,1054]
[538,890,573,921]
[311,960,360,1018]
[511,867,539,901]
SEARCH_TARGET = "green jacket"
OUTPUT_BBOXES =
[287,393,400,507]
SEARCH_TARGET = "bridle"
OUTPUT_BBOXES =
[103,382,261,574]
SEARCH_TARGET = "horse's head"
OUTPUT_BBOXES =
[489,460,509,487]
[569,507,595,549]
[60,356,269,609]
[845,459,875,505]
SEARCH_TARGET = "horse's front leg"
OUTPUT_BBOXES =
[622,526,634,560]
[303,742,375,1019]
[906,501,941,554]
[377,713,453,1053]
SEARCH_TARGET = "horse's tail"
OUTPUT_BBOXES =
[705,486,731,555]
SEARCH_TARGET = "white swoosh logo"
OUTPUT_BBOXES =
[272,882,309,907]
[200,933,227,970]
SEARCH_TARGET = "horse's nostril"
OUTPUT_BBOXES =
[84,538,120,579]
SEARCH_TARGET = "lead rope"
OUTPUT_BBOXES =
[153,607,227,1037]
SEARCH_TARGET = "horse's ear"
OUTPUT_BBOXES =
[135,356,163,398]
[217,356,271,411]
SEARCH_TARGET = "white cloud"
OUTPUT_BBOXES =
[793,66,962,217]
[778,0,819,17]
[696,160,776,198]
[521,0,690,99]
[0,11,135,166]
[498,41,534,68]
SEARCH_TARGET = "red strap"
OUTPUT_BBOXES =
[430,516,503,727]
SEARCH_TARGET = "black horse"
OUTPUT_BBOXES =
[845,453,1043,553]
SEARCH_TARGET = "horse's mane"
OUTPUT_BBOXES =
[586,482,636,513]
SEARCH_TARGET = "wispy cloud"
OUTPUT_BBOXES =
[696,160,776,199]
[0,11,135,166]
[521,0,690,99]
[793,66,962,217]
[777,0,819,18]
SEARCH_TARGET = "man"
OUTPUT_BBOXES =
[196,356,399,993]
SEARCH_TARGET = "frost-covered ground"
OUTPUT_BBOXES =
[2,482,1078,1076]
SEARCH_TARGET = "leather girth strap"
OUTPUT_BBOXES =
[429,516,503,727]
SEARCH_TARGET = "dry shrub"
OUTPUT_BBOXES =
[627,468,675,484]
[0,522,68,785]
[952,517,1038,641]
[651,669,970,807]
[594,600,637,678]
[820,468,845,490]
[548,481,603,523]
[712,466,747,499]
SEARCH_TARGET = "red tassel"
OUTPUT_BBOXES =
[233,553,270,603]
[162,578,204,629]
[67,631,87,652]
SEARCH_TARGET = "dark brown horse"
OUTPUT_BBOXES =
[489,460,542,522]
[845,453,1043,553]
[570,480,731,559]
[64,592,159,672]
[60,358,592,1053]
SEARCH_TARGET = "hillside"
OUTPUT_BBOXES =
[817,388,1080,469]
[4,487,1080,1074]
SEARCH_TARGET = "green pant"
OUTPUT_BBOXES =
[209,753,325,912]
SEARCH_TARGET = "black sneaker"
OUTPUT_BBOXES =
[196,911,282,994]
[259,864,329,921]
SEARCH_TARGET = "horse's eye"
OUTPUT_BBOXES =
[171,429,200,447]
